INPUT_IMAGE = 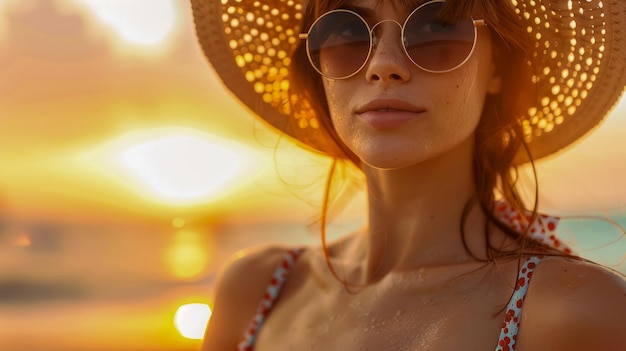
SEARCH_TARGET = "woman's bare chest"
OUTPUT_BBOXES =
[255,269,511,350]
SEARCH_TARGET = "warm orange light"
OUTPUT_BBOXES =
[13,233,32,247]
[121,134,241,201]
[92,127,260,206]
[174,303,212,340]
[605,95,626,128]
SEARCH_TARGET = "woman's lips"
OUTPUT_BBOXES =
[358,109,424,129]
[355,99,426,130]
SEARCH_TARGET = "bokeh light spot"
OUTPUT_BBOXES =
[165,230,209,280]
[172,217,186,228]
[13,232,32,247]
[174,303,212,340]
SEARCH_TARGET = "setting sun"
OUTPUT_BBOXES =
[91,127,260,205]
[121,134,241,201]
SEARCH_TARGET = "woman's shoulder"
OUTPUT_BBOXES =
[222,244,301,280]
[518,256,626,350]
[531,256,626,302]
[213,244,306,308]
[201,244,302,350]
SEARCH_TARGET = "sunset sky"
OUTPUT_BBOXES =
[0,1,624,350]
[0,0,338,224]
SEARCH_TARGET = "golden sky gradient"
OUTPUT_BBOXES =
[0,0,332,226]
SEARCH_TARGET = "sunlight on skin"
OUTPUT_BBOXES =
[74,0,177,46]
[174,303,212,340]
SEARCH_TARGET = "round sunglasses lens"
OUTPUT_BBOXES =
[307,11,371,78]
[404,2,476,72]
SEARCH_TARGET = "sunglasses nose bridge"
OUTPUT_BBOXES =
[370,19,403,49]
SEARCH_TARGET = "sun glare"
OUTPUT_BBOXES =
[174,303,212,340]
[89,127,259,205]
[76,0,176,46]
[119,131,245,203]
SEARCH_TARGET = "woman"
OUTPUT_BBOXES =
[191,0,626,350]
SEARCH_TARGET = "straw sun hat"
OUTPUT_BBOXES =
[191,0,626,162]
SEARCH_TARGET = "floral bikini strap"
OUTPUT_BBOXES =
[494,201,574,255]
[493,201,574,351]
[495,256,542,351]
[236,248,304,351]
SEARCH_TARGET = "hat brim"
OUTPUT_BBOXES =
[191,0,626,164]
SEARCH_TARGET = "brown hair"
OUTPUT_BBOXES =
[287,0,563,282]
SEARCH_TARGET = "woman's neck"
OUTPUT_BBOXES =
[358,137,492,281]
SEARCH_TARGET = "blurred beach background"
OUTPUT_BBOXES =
[0,1,624,350]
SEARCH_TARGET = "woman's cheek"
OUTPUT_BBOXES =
[323,80,354,141]
[442,66,488,133]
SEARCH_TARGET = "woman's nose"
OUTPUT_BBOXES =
[365,21,411,83]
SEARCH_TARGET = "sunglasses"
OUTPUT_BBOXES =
[299,0,486,79]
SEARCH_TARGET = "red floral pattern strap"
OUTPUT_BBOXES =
[494,201,573,350]
[495,256,542,351]
[236,248,304,351]
[494,201,574,255]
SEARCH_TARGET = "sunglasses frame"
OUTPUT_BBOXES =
[299,0,487,79]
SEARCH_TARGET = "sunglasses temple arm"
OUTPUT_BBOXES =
[299,33,308,40]
[473,19,487,27]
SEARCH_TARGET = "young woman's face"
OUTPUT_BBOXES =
[321,0,502,170]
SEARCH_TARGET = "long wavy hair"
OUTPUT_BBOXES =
[286,0,567,284]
